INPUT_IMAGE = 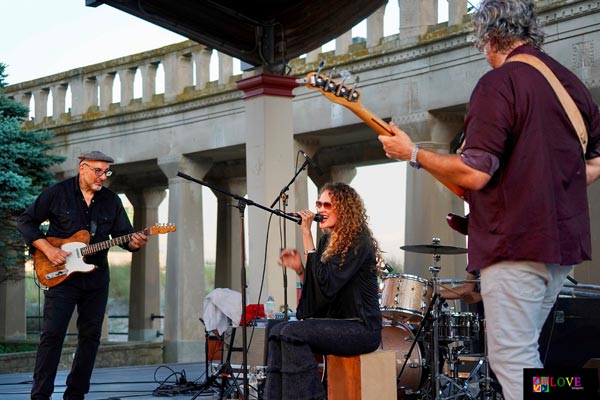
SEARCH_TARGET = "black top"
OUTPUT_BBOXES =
[17,175,134,288]
[297,231,382,331]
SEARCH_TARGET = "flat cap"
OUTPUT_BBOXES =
[78,150,114,163]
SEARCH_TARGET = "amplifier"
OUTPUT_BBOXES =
[539,296,600,368]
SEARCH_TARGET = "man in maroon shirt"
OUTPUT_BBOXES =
[379,1,600,399]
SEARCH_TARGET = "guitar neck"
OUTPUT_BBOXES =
[345,102,394,137]
[347,103,466,198]
[304,70,466,199]
[80,229,145,257]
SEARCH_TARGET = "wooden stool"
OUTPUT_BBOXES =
[327,350,396,400]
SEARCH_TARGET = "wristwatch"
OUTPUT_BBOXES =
[409,146,421,169]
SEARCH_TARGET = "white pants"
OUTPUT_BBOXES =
[480,261,571,400]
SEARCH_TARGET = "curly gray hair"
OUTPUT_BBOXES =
[473,0,544,52]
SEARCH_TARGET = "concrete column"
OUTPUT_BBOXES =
[367,5,385,48]
[98,73,115,112]
[448,0,468,26]
[0,253,25,339]
[51,84,67,117]
[399,0,437,44]
[192,47,212,90]
[213,178,247,291]
[306,49,321,64]
[158,155,212,363]
[218,52,233,85]
[33,88,49,122]
[140,63,158,103]
[163,53,193,100]
[236,74,300,313]
[126,189,167,342]
[15,92,32,109]
[70,75,97,115]
[118,68,136,107]
[335,30,353,56]
[403,114,466,280]
[314,165,357,191]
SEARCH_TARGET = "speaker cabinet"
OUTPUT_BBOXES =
[539,297,600,368]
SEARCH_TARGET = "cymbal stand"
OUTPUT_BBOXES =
[397,292,438,391]
[428,249,443,400]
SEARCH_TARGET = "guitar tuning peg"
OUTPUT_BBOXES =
[348,75,360,102]
[324,67,337,92]
[316,60,325,76]
[336,69,352,97]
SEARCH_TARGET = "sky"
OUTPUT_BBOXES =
[1,0,464,265]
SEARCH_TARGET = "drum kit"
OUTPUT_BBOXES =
[379,238,503,400]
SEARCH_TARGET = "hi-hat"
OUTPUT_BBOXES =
[400,243,467,255]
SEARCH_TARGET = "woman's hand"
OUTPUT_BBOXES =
[278,248,303,275]
[296,209,316,232]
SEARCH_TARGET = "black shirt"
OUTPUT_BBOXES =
[17,175,134,287]
[297,232,382,331]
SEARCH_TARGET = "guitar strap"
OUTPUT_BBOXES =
[507,53,588,156]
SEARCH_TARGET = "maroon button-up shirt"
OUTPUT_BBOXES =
[461,44,600,272]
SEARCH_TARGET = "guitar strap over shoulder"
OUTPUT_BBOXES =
[507,53,588,156]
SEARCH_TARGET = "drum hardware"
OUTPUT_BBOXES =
[394,238,503,399]
[397,293,438,391]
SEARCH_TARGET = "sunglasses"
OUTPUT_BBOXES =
[315,201,332,210]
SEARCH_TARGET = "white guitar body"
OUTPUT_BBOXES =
[44,241,97,280]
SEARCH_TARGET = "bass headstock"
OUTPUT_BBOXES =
[302,66,362,108]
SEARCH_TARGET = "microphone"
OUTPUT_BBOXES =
[287,213,324,225]
[301,150,324,176]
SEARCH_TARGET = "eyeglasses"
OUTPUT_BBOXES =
[315,201,332,210]
[82,163,113,177]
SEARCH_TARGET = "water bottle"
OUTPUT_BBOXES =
[265,295,276,319]
[248,372,258,399]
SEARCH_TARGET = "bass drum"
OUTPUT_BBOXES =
[380,323,425,390]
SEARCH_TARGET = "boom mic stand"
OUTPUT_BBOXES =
[177,171,300,400]
[269,157,312,321]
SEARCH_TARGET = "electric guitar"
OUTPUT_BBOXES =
[33,223,176,288]
[301,69,467,199]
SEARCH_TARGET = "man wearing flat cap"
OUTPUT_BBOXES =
[17,150,148,400]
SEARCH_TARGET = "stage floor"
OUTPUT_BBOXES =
[0,362,240,400]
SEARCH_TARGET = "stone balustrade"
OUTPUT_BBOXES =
[4,1,470,127]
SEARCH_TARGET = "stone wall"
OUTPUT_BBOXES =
[0,341,163,374]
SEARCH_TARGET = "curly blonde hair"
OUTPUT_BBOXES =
[320,182,382,266]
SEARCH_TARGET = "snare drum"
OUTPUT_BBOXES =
[380,274,433,322]
[439,311,480,342]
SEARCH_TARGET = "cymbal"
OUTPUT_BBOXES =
[400,243,468,255]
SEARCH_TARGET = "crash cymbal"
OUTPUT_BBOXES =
[400,243,468,255]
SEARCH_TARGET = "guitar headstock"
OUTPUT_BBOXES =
[303,69,362,108]
[146,223,177,235]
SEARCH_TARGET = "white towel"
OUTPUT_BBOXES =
[203,288,242,335]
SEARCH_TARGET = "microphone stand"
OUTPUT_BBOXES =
[177,171,299,400]
[269,158,311,321]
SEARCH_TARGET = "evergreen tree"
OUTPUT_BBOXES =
[0,63,65,283]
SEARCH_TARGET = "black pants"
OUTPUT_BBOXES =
[31,280,109,400]
[264,319,381,400]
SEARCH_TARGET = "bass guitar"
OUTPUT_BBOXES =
[33,223,176,288]
[301,68,467,199]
